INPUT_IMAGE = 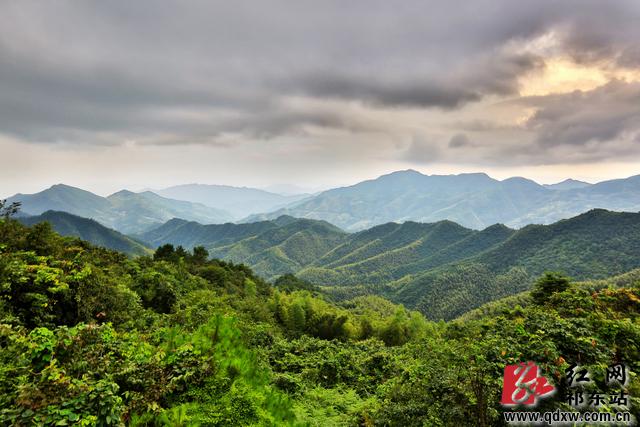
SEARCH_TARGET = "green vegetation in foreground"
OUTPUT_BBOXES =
[1,202,639,425]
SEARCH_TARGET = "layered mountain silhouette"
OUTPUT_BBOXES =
[154,184,309,218]
[19,210,151,256]
[9,184,640,320]
[7,171,640,233]
[245,170,640,230]
[6,184,233,234]
[7,169,640,320]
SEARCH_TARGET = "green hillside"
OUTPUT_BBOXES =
[211,219,347,279]
[143,209,640,320]
[1,211,638,425]
[138,217,280,249]
[322,209,640,320]
[384,209,640,319]
[139,216,348,279]
[19,210,151,256]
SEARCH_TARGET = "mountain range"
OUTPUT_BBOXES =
[137,208,640,320]
[7,169,640,320]
[245,170,640,230]
[6,170,640,234]
[6,184,232,234]
[153,184,309,218]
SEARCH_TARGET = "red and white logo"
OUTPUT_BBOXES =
[501,361,556,406]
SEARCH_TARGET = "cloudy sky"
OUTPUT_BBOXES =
[1,0,640,196]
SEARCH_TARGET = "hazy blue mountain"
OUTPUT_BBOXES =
[154,184,309,218]
[262,184,321,196]
[245,170,640,231]
[19,210,151,256]
[8,184,113,218]
[106,190,233,234]
[7,185,232,234]
[543,178,591,190]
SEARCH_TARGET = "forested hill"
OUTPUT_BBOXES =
[19,210,151,256]
[138,215,348,279]
[1,211,638,425]
[327,209,640,320]
[141,209,640,320]
[136,216,292,249]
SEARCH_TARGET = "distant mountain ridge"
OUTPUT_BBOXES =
[154,184,309,218]
[7,184,232,234]
[19,210,151,256]
[543,178,591,191]
[244,170,640,231]
[7,170,640,236]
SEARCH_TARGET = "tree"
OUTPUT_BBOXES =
[531,271,570,305]
[175,245,188,260]
[191,246,209,264]
[154,244,176,261]
[0,200,21,219]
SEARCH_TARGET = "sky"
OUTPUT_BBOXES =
[1,0,640,197]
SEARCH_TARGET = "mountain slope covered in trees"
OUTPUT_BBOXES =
[19,210,151,256]
[1,213,638,425]
[307,209,640,319]
[141,209,640,320]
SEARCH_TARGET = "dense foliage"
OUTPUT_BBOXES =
[1,214,639,425]
[139,208,640,320]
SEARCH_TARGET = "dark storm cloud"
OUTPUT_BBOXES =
[557,3,640,67]
[0,0,638,149]
[280,52,541,109]
[522,80,640,147]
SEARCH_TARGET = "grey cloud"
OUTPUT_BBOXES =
[0,0,638,147]
[285,73,482,109]
[403,135,441,163]
[449,120,518,132]
[523,80,640,147]
[449,134,471,148]
[282,52,541,109]
[558,2,640,67]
